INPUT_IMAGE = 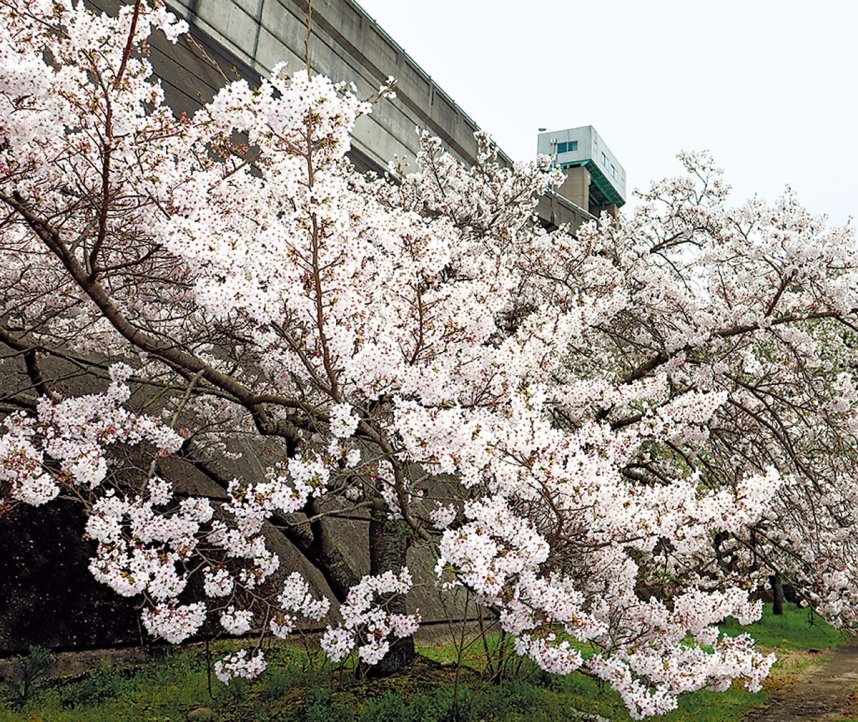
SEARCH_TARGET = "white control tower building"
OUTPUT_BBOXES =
[537,126,626,218]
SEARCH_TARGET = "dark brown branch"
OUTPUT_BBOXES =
[1,191,305,451]
[113,0,142,90]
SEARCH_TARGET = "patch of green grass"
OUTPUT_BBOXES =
[0,651,208,722]
[722,603,849,651]
[0,604,849,722]
[537,668,767,722]
[421,604,850,721]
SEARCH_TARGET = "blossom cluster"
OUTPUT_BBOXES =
[214,649,267,685]
[321,569,420,666]
[1,372,183,508]
[2,0,858,716]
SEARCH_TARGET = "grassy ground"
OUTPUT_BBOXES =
[0,604,849,722]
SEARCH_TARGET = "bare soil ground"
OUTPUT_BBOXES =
[745,638,858,721]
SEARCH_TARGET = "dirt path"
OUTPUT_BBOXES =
[744,639,858,721]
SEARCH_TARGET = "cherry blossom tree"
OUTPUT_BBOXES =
[2,0,858,717]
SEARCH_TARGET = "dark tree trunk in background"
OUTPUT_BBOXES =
[367,497,415,677]
[771,574,785,615]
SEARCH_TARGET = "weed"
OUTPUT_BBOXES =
[10,645,53,704]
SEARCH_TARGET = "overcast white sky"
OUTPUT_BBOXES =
[357,0,857,225]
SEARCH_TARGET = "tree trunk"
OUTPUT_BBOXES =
[771,574,785,615]
[306,499,362,602]
[182,451,361,603]
[367,497,415,677]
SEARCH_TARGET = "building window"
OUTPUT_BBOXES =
[556,140,578,154]
[602,151,608,167]
[611,164,617,179]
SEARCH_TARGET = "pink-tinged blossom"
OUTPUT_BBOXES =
[3,0,858,714]
[514,634,583,675]
[220,606,254,635]
[322,569,419,666]
[320,627,355,663]
[141,603,206,644]
[203,568,234,598]
[214,650,267,685]
[268,572,331,640]
[429,503,457,530]
[148,477,172,506]
[329,403,360,438]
